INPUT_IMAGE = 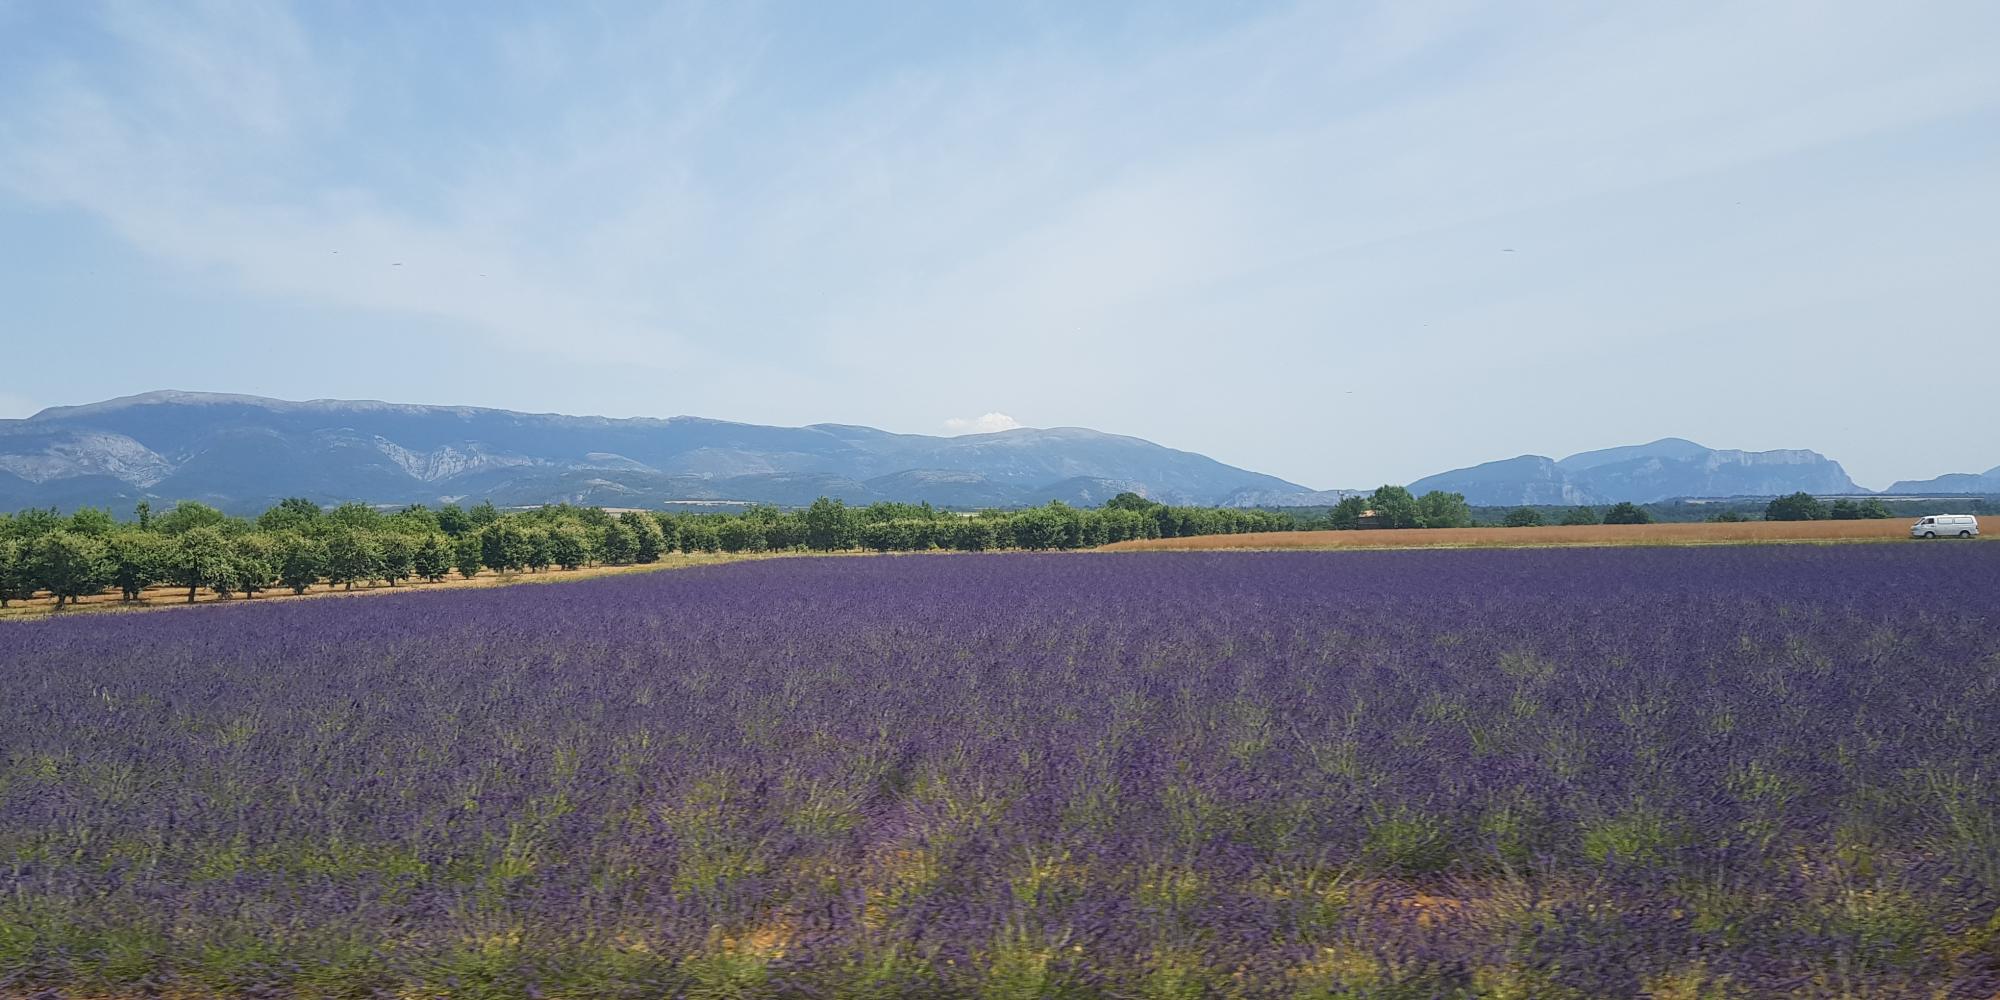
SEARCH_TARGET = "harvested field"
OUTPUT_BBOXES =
[1100,516,1985,550]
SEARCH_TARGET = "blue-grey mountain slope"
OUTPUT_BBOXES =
[1410,438,1862,506]
[1884,465,2000,494]
[0,391,1307,513]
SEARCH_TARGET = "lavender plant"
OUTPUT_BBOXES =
[1,546,1996,997]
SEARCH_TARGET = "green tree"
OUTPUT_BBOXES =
[1503,507,1544,528]
[1763,492,1828,522]
[480,521,532,574]
[621,511,665,562]
[1560,506,1601,526]
[0,538,27,607]
[948,517,1000,551]
[678,519,721,553]
[1416,491,1472,529]
[227,534,277,598]
[547,524,591,570]
[468,501,502,528]
[436,504,472,537]
[376,532,417,586]
[452,533,484,580]
[1858,498,1893,519]
[67,507,119,537]
[523,527,555,572]
[165,526,234,603]
[600,520,639,564]
[803,497,855,551]
[1104,491,1160,513]
[155,501,229,536]
[1828,499,1860,520]
[413,533,453,582]
[106,530,164,601]
[325,528,382,591]
[717,518,766,553]
[1325,495,1369,530]
[258,497,324,534]
[133,500,153,531]
[30,530,111,608]
[1010,507,1067,550]
[1603,502,1654,525]
[327,502,381,531]
[1369,486,1422,529]
[275,534,328,595]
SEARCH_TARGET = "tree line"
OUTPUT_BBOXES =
[0,493,1296,609]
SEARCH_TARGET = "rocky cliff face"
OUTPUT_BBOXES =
[0,391,1306,513]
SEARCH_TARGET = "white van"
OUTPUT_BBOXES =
[1911,514,1980,538]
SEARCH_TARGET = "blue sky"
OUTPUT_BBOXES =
[2,1,1996,490]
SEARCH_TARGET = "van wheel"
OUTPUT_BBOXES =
[1961,530,1973,538]
[1923,531,1936,538]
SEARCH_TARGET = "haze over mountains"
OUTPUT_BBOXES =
[0,393,1991,513]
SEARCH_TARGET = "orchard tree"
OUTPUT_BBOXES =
[717,518,765,553]
[547,524,591,570]
[276,534,328,595]
[621,511,665,563]
[166,526,234,603]
[1503,507,1544,528]
[0,537,26,607]
[413,533,453,582]
[258,497,324,534]
[803,497,855,551]
[377,532,417,586]
[155,501,229,536]
[67,507,119,537]
[325,528,382,591]
[106,530,164,601]
[452,533,484,580]
[31,530,111,608]
[524,527,556,572]
[229,534,278,598]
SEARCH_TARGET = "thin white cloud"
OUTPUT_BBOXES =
[942,412,1023,435]
[2,3,1997,488]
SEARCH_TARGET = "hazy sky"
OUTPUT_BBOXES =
[3,2,1996,490]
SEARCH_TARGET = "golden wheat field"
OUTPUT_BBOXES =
[1099,517,1986,551]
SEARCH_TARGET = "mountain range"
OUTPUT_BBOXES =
[0,393,1992,513]
[0,391,1306,514]
[1406,438,1871,507]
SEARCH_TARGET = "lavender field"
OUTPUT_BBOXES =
[3,548,1998,998]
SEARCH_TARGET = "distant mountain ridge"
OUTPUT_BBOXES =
[0,391,1307,513]
[1407,438,1866,506]
[1885,465,2000,495]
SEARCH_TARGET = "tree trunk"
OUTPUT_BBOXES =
[187,584,197,604]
